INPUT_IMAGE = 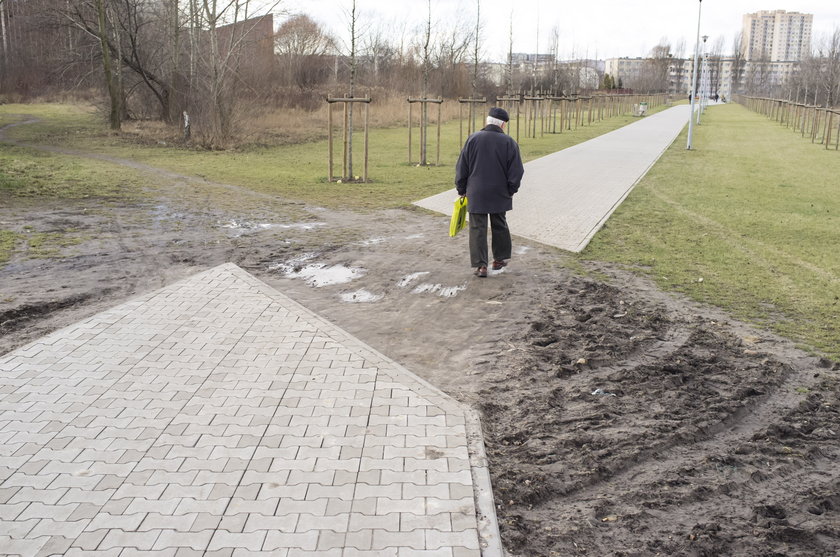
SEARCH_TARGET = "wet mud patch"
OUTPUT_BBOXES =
[0,291,101,335]
[478,274,839,556]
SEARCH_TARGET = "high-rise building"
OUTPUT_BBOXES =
[741,10,813,62]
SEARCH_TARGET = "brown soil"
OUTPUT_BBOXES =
[2,120,839,556]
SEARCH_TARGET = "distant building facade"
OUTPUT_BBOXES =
[604,58,646,87]
[604,55,800,101]
[742,10,812,61]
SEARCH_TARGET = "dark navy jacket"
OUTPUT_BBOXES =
[455,124,525,214]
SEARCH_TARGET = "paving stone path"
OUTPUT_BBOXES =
[415,104,692,252]
[0,264,499,556]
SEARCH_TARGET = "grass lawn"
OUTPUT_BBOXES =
[0,230,14,265]
[0,143,150,200]
[1,101,669,209]
[583,102,840,359]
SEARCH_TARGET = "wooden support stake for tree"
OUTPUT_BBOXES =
[326,96,373,182]
[408,101,413,164]
[812,107,820,143]
[343,101,349,179]
[364,102,369,182]
[328,104,334,182]
[408,97,444,165]
[524,96,544,139]
[835,111,840,150]
[496,96,521,142]
[437,102,442,165]
[459,103,464,146]
[458,98,487,144]
[825,111,832,149]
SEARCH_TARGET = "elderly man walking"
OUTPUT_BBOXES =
[455,107,525,278]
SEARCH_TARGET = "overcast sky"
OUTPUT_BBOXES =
[278,0,840,60]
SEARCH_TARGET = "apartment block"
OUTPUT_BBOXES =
[742,10,812,62]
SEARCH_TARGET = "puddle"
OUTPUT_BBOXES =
[412,283,467,297]
[404,234,425,240]
[357,237,387,246]
[397,272,430,288]
[220,220,325,237]
[267,253,318,272]
[151,204,186,224]
[269,255,364,287]
[340,289,384,303]
[514,246,531,255]
[287,264,364,287]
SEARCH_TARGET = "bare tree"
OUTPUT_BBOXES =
[547,25,559,93]
[362,14,402,89]
[418,0,432,164]
[709,35,725,98]
[275,14,334,90]
[729,32,745,97]
[62,1,175,121]
[635,40,671,93]
[432,15,472,97]
[336,0,361,179]
[472,0,480,96]
[506,13,513,93]
[818,28,840,107]
[0,0,8,71]
[95,0,121,129]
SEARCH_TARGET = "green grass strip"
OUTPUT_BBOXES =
[583,102,840,359]
[0,231,15,265]
[1,102,669,209]
[0,142,150,200]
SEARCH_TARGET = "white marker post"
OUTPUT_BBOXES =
[687,0,703,150]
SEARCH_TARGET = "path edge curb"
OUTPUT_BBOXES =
[227,263,506,556]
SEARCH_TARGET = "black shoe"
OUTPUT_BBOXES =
[492,260,508,271]
[474,266,487,278]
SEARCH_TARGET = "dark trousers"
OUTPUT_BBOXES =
[469,213,512,268]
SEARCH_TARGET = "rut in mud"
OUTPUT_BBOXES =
[481,276,840,556]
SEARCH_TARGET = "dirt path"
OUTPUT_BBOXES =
[2,119,838,556]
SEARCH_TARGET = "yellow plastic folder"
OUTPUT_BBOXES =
[449,197,468,237]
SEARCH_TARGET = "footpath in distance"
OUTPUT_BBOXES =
[415,105,692,253]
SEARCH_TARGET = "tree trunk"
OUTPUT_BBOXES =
[421,0,431,165]
[0,0,8,71]
[472,0,480,97]
[106,2,128,121]
[347,0,357,180]
[165,0,180,123]
[96,0,121,130]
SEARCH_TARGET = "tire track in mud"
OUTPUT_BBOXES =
[480,272,839,555]
[555,365,817,499]
[583,378,840,556]
[554,337,825,502]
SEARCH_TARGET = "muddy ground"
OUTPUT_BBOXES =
[2,121,839,556]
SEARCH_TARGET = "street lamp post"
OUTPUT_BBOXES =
[686,0,703,150]
[698,34,708,124]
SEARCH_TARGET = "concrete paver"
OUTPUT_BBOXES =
[414,104,691,252]
[0,264,500,556]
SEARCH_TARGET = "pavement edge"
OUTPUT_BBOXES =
[225,263,506,556]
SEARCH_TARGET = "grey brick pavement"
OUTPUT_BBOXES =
[0,264,500,556]
[414,104,692,252]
